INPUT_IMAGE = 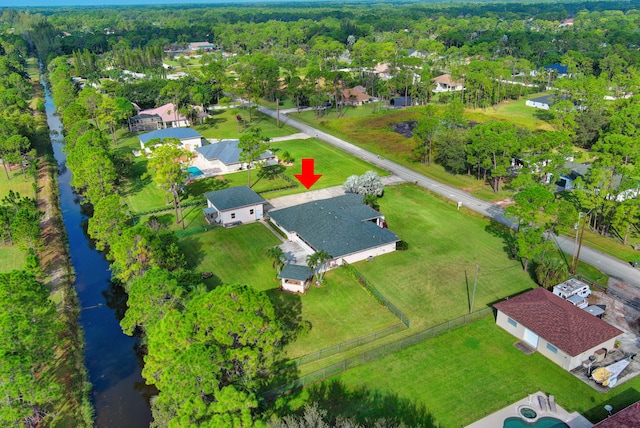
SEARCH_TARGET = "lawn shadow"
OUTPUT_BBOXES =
[186,176,229,198]
[580,387,640,423]
[178,235,206,270]
[485,219,517,259]
[127,158,152,194]
[533,109,554,122]
[266,288,304,347]
[274,379,441,427]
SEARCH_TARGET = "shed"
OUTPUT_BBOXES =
[390,96,412,108]
[279,264,313,293]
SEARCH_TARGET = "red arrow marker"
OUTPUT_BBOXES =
[294,158,322,189]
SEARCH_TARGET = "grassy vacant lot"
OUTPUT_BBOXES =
[178,223,398,358]
[0,245,26,272]
[194,108,298,140]
[353,184,536,329]
[465,93,555,131]
[274,317,640,427]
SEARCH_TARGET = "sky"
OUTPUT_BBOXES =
[0,0,292,6]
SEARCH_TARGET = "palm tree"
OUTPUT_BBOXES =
[266,247,286,277]
[535,258,569,288]
[307,250,332,285]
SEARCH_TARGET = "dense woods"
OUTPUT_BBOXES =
[3,0,640,425]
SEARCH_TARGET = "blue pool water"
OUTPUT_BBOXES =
[504,417,569,428]
[187,166,204,177]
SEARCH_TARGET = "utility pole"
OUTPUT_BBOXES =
[470,264,480,314]
[572,213,589,274]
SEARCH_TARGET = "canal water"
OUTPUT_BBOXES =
[42,76,153,426]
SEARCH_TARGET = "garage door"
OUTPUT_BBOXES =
[524,329,539,348]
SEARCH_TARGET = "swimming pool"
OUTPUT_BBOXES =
[503,416,570,428]
[187,166,204,177]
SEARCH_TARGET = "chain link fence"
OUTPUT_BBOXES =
[341,262,410,327]
[277,323,406,371]
[263,307,494,401]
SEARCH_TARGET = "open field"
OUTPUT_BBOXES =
[0,165,35,200]
[194,108,298,140]
[272,317,640,427]
[178,223,398,358]
[353,184,536,329]
[0,245,26,272]
[465,93,555,131]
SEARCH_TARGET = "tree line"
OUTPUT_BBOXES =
[48,60,286,428]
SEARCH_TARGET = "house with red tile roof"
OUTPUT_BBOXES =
[338,86,373,107]
[432,73,464,92]
[494,287,622,371]
[593,401,640,427]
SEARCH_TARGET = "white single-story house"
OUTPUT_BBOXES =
[432,74,465,92]
[193,139,277,175]
[138,128,205,153]
[494,288,623,371]
[278,264,313,294]
[525,95,553,110]
[203,186,265,227]
[268,194,399,268]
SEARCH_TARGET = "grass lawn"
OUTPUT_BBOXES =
[179,222,281,291]
[353,184,537,329]
[194,108,298,140]
[0,245,26,272]
[464,93,555,131]
[179,223,399,358]
[272,317,640,427]
[0,166,35,200]
[270,138,388,186]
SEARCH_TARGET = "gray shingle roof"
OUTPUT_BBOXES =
[269,194,399,259]
[529,95,553,105]
[203,186,265,212]
[278,264,313,281]
[195,139,274,165]
[494,288,622,356]
[139,127,202,143]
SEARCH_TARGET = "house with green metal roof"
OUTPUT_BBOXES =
[268,194,399,267]
[203,186,266,226]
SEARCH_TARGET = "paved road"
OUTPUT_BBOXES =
[258,105,640,287]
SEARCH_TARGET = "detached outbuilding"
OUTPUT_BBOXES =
[203,186,265,227]
[494,288,622,371]
[278,264,313,294]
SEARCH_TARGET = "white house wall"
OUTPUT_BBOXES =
[180,137,203,152]
[338,242,397,265]
[219,204,263,226]
[567,338,619,371]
